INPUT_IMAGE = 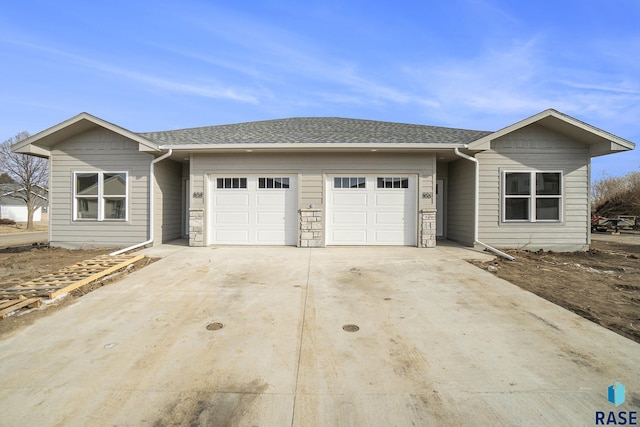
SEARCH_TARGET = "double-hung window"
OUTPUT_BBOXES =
[74,172,127,221]
[503,171,562,222]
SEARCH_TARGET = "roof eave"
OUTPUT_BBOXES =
[158,142,469,151]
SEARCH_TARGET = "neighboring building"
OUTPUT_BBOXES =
[12,109,634,251]
[0,184,48,223]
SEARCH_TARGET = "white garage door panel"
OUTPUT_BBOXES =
[375,230,405,243]
[257,230,285,241]
[209,176,297,245]
[216,193,250,206]
[327,175,417,246]
[333,193,368,206]
[375,212,404,224]
[215,229,250,242]
[332,230,367,243]
[375,193,405,206]
[216,212,249,224]
[256,193,285,207]
[256,211,286,224]
[333,211,368,224]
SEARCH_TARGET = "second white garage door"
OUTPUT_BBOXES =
[209,176,297,245]
[326,175,417,245]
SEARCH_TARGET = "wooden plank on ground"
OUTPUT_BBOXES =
[0,297,26,310]
[0,298,42,319]
[3,286,65,292]
[48,254,144,299]
[0,253,144,300]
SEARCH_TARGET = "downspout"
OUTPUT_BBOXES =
[110,149,173,256]
[453,147,516,261]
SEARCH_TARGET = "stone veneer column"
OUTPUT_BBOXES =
[420,209,437,248]
[189,208,205,247]
[299,209,323,248]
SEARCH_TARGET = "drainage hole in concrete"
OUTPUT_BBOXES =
[206,322,224,331]
[343,324,360,332]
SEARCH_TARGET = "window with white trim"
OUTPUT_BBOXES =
[74,172,127,221]
[503,171,562,222]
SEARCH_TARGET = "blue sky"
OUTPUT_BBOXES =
[1,0,638,178]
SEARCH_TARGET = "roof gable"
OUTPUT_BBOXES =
[468,109,635,156]
[12,113,160,157]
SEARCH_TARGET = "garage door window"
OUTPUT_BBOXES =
[334,177,365,189]
[377,177,409,189]
[217,178,247,189]
[259,177,290,189]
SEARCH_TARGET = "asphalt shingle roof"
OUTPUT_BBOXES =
[138,117,492,146]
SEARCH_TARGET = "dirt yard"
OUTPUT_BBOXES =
[473,238,640,344]
[0,245,153,337]
[0,246,112,286]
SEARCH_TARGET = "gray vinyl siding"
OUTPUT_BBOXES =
[154,159,183,243]
[299,173,323,209]
[189,152,436,243]
[50,127,151,249]
[446,158,475,245]
[477,123,590,251]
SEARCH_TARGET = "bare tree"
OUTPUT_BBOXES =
[592,172,626,208]
[0,132,48,229]
[592,170,640,225]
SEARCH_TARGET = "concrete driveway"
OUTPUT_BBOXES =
[0,245,638,426]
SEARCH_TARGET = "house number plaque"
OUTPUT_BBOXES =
[192,192,204,199]
[422,192,432,199]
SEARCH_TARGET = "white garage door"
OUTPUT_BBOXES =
[326,175,417,245]
[209,176,297,245]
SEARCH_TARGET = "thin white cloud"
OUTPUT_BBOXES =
[558,81,640,95]
[7,38,259,103]
[180,7,441,109]
[400,35,640,133]
[147,43,266,81]
[97,65,259,103]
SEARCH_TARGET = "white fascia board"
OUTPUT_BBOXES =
[159,142,468,151]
